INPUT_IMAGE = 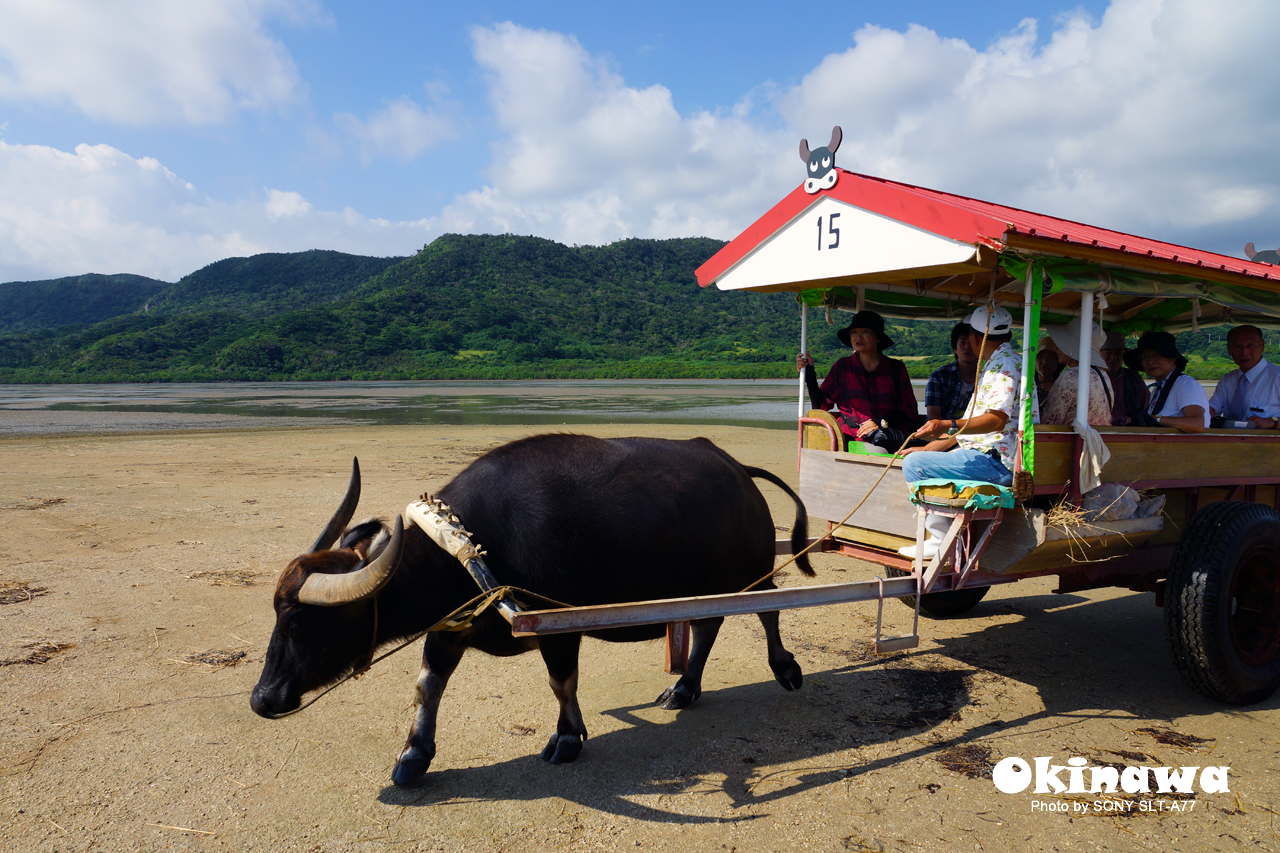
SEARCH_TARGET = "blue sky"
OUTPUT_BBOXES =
[1,0,1275,282]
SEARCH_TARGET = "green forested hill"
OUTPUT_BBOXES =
[0,273,171,333]
[0,235,1248,383]
[343,235,811,365]
[0,235,844,382]
[142,249,406,317]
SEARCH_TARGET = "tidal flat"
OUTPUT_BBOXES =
[0,420,1275,852]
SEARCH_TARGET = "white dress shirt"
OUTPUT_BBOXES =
[1209,357,1280,420]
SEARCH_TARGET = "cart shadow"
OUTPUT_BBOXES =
[925,588,1280,717]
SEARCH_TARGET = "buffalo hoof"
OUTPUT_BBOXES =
[655,683,699,710]
[541,733,583,764]
[772,657,803,691]
[391,746,432,786]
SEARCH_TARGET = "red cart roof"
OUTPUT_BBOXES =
[696,170,1279,292]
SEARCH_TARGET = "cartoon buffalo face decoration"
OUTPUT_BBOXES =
[1246,242,1280,265]
[799,126,843,194]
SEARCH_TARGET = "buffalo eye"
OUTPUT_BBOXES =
[809,159,818,173]
[821,155,831,169]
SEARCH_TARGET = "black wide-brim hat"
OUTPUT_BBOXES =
[837,310,894,350]
[1124,331,1189,372]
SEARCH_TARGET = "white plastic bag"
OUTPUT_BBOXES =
[1081,483,1139,522]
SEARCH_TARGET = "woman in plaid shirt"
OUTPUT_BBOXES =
[796,311,919,451]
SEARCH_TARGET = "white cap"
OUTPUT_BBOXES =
[963,304,1013,336]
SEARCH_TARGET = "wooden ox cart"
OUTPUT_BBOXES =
[515,169,1280,707]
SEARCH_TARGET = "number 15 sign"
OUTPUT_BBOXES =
[712,196,974,292]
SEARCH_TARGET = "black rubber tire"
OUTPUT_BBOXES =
[1165,500,1280,705]
[885,566,990,618]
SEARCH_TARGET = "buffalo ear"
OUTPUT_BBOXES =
[298,516,404,606]
[798,138,811,163]
[339,518,385,551]
[828,125,843,154]
[1246,242,1257,259]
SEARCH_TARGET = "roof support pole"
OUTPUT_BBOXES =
[798,302,809,419]
[1017,260,1039,481]
[1075,293,1096,427]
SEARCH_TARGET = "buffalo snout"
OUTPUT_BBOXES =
[249,675,300,719]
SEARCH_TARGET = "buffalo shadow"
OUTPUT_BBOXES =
[377,655,980,822]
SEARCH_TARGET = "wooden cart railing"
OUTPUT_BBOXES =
[798,413,1280,592]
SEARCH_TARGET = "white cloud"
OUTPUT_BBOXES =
[438,22,795,244]
[0,141,432,281]
[445,3,1280,256]
[334,96,456,163]
[264,188,313,219]
[6,1,1279,283]
[0,0,319,125]
[774,0,1280,252]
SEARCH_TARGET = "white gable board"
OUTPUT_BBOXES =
[714,196,977,291]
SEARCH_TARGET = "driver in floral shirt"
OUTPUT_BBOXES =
[898,305,1036,559]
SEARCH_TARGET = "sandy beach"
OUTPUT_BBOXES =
[2,421,1277,852]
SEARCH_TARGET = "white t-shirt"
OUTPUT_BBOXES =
[1149,373,1211,428]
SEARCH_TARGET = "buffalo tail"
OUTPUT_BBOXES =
[743,466,814,576]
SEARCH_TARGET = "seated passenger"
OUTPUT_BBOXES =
[1038,319,1113,426]
[899,305,1035,558]
[1208,325,1280,429]
[1035,342,1064,414]
[1124,332,1209,432]
[1099,331,1150,426]
[796,310,919,453]
[925,322,977,421]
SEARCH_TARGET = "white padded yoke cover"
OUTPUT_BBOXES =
[404,499,480,565]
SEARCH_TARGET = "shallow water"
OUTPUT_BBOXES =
[0,379,835,436]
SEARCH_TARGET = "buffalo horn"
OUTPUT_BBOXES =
[298,516,404,606]
[308,457,361,553]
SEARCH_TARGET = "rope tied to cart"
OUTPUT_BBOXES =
[270,583,572,718]
[275,306,1000,715]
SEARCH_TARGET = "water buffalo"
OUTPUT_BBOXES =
[250,433,813,785]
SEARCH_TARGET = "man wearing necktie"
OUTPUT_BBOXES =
[1209,325,1280,428]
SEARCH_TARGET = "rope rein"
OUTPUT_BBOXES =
[271,498,577,718]
[271,581,575,718]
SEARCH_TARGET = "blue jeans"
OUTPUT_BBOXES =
[902,449,1013,486]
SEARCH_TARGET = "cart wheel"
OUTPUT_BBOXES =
[1165,500,1280,705]
[885,566,990,618]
